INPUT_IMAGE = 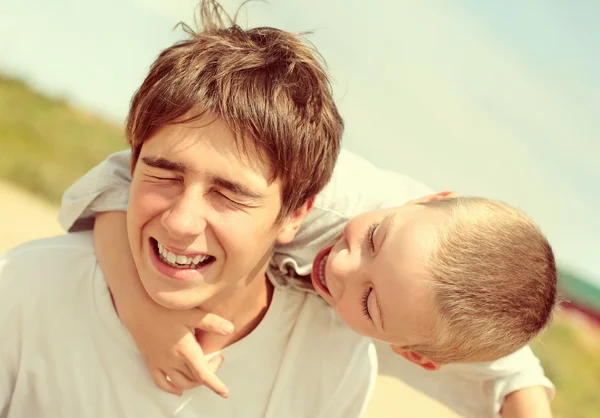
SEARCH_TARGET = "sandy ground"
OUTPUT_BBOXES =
[0,181,64,249]
[0,180,460,417]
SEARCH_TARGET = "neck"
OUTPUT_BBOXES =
[196,268,274,354]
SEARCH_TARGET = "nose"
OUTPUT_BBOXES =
[328,220,365,289]
[328,245,361,293]
[161,189,207,240]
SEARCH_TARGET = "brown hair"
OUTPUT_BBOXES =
[409,197,558,363]
[126,0,343,217]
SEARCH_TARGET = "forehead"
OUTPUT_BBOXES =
[374,206,445,344]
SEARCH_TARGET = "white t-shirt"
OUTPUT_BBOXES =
[0,233,376,418]
[58,149,554,418]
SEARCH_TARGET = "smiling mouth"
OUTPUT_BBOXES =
[317,254,329,291]
[312,246,332,296]
[151,238,215,269]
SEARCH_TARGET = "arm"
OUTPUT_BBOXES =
[500,386,553,417]
[94,211,232,397]
[375,342,553,418]
[485,346,554,417]
[58,150,133,232]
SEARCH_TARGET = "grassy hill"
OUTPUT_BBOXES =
[0,74,126,204]
[532,314,600,418]
[1,73,599,418]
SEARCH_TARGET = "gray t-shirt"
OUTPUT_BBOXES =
[58,149,553,418]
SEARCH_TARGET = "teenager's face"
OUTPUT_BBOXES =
[127,115,307,310]
[312,196,450,356]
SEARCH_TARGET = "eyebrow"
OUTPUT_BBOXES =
[141,156,186,173]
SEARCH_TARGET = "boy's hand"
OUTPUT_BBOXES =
[119,300,233,398]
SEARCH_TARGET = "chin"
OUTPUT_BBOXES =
[140,277,201,310]
[149,291,200,311]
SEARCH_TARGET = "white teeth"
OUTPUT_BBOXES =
[155,240,211,269]
[319,255,329,289]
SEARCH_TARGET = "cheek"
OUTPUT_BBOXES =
[129,181,173,226]
[342,217,364,243]
[334,296,368,336]
[209,210,279,263]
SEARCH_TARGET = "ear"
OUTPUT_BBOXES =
[391,345,441,371]
[276,196,316,244]
[408,191,458,205]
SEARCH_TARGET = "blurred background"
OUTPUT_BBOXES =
[0,0,598,416]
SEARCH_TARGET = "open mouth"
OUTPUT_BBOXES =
[151,238,215,270]
[311,245,332,296]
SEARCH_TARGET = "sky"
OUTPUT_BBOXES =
[1,0,598,282]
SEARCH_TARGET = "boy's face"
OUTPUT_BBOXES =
[312,195,451,369]
[127,115,306,310]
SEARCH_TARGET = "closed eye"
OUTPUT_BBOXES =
[149,175,178,181]
[213,190,249,207]
[141,167,181,183]
[361,287,372,320]
[366,222,380,252]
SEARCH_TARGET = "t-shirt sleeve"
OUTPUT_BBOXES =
[58,150,132,232]
[317,342,378,418]
[444,345,554,417]
[375,341,553,418]
[477,345,555,417]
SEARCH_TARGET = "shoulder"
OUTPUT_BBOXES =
[295,291,375,363]
[2,232,95,268]
[272,284,370,348]
[0,232,97,297]
[298,294,377,412]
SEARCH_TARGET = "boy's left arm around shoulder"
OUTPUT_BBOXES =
[488,345,554,417]
[500,386,553,417]
[437,344,553,417]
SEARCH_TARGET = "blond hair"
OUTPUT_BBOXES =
[126,0,343,218]
[410,197,558,363]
